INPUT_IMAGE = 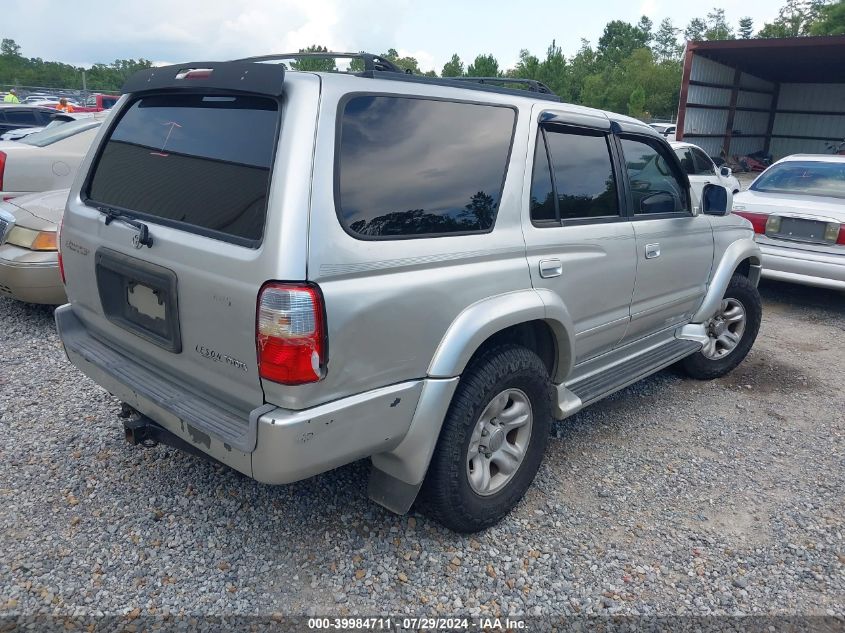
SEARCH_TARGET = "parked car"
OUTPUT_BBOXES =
[0,116,103,198]
[0,104,63,137]
[55,54,761,532]
[74,93,120,112]
[0,189,67,304]
[732,154,844,290]
[0,112,77,141]
[650,122,676,141]
[672,141,742,205]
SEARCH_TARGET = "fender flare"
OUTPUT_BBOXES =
[369,289,576,514]
[692,238,762,323]
[427,288,576,383]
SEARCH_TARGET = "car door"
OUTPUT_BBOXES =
[618,135,714,343]
[523,109,637,364]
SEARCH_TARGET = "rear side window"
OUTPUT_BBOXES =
[530,126,619,225]
[337,96,515,239]
[87,94,279,246]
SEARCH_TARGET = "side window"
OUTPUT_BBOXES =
[691,148,716,175]
[530,125,619,225]
[5,110,37,125]
[620,137,688,216]
[34,110,55,125]
[337,96,516,239]
[674,148,696,175]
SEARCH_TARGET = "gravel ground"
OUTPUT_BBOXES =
[1,280,844,621]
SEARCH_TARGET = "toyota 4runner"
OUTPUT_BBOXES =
[55,53,762,532]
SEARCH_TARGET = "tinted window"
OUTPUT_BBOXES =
[338,96,515,238]
[529,133,556,223]
[620,137,688,215]
[88,94,279,245]
[750,160,845,199]
[675,148,695,175]
[5,110,36,125]
[544,127,619,221]
[691,148,715,175]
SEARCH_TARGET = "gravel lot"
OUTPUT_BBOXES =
[1,281,843,620]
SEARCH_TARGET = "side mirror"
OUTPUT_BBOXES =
[720,166,732,178]
[702,183,731,216]
[640,191,676,214]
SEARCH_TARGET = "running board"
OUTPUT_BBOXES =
[566,339,700,406]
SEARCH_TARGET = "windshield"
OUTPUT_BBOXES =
[21,118,101,147]
[751,160,845,199]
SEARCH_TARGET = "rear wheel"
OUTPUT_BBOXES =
[681,274,761,379]
[420,345,552,533]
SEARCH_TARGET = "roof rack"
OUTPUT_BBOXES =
[449,76,556,95]
[233,50,562,102]
[234,51,407,74]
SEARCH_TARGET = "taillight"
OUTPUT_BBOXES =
[256,283,326,385]
[0,151,6,191]
[733,211,768,234]
[838,225,845,246]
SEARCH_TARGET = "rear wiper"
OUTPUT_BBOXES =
[97,206,154,248]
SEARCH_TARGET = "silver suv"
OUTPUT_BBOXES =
[55,53,762,532]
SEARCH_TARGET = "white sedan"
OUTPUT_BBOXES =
[671,141,742,206]
[0,115,104,199]
[732,154,844,291]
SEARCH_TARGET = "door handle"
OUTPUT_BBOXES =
[539,258,562,278]
[645,243,661,259]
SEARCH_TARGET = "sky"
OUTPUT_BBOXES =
[6,0,784,73]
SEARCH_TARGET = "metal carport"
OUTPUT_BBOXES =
[677,35,845,160]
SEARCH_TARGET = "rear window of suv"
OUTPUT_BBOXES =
[87,94,279,246]
[337,95,516,239]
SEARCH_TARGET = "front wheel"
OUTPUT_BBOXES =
[681,274,762,380]
[420,345,552,533]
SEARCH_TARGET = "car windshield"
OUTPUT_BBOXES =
[20,119,101,147]
[750,160,845,199]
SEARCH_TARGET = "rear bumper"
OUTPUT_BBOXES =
[0,246,65,304]
[759,243,845,291]
[55,304,424,484]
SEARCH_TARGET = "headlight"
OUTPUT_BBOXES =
[6,226,58,251]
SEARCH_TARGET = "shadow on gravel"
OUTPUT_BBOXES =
[0,297,56,328]
[759,279,845,320]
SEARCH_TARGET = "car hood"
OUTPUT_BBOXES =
[5,189,69,230]
[733,188,845,223]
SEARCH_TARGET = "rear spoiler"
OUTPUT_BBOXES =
[121,61,285,96]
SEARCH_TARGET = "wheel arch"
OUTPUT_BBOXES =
[692,238,762,323]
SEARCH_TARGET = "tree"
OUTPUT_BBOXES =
[627,85,647,118]
[381,48,420,74]
[466,54,500,77]
[1,39,21,58]
[568,39,598,103]
[704,8,734,40]
[758,0,824,37]
[738,17,754,38]
[536,40,569,99]
[684,17,707,41]
[597,20,650,66]
[809,0,845,35]
[654,18,682,61]
[441,54,464,77]
[637,16,654,45]
[290,45,336,72]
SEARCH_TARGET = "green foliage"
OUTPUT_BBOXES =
[704,8,735,40]
[441,54,464,77]
[809,0,845,34]
[758,0,826,37]
[0,39,151,91]
[684,18,707,41]
[382,48,421,73]
[290,45,337,72]
[627,85,647,118]
[738,17,754,39]
[597,20,650,66]
[466,54,500,77]
[654,18,683,61]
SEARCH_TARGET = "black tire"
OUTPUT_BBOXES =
[681,274,762,380]
[420,345,553,533]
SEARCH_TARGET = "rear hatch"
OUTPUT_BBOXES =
[61,62,291,445]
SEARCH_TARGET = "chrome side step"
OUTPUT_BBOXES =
[566,339,700,406]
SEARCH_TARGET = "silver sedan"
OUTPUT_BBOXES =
[731,154,845,291]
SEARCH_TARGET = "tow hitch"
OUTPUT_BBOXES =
[120,404,221,464]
